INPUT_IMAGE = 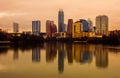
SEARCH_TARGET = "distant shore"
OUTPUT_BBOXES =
[0,37,119,45]
[0,31,120,45]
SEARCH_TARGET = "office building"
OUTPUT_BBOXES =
[67,19,73,37]
[96,15,108,35]
[64,24,67,32]
[80,19,89,32]
[52,24,57,33]
[87,18,93,32]
[46,20,51,38]
[46,20,57,38]
[72,21,83,38]
[13,22,19,33]
[32,20,41,36]
[58,9,65,32]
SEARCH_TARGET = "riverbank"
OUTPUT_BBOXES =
[0,32,120,45]
[0,37,119,46]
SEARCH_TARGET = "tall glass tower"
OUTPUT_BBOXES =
[67,19,73,37]
[96,15,108,35]
[80,19,89,32]
[32,20,41,36]
[58,9,64,32]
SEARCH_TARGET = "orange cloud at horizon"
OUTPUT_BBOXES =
[0,0,120,32]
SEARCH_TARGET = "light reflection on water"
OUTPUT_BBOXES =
[0,42,120,78]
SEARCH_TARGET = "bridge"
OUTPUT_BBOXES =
[0,41,11,44]
[8,33,22,36]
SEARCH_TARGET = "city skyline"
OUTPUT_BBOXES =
[0,0,120,32]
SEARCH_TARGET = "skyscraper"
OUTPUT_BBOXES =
[80,19,89,32]
[87,18,93,32]
[32,20,41,36]
[64,24,67,32]
[67,19,73,37]
[58,9,64,32]
[52,24,57,35]
[96,15,108,35]
[46,20,57,38]
[46,20,51,38]
[72,21,83,38]
[13,22,19,33]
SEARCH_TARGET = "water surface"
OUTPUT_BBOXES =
[0,42,120,78]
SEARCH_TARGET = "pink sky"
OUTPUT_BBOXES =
[0,0,120,32]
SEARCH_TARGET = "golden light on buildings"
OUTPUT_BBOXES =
[72,21,83,38]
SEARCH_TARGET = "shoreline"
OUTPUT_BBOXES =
[0,37,119,46]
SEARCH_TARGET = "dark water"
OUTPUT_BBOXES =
[0,42,120,78]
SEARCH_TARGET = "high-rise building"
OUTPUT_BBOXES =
[13,22,19,33]
[64,24,67,32]
[96,15,108,35]
[87,18,93,32]
[58,9,64,32]
[80,19,89,32]
[46,20,51,38]
[67,19,73,37]
[46,20,57,38]
[52,24,57,37]
[72,21,83,38]
[32,20,41,36]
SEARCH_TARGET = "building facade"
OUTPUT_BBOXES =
[80,19,89,32]
[32,20,41,36]
[72,21,83,38]
[58,9,64,32]
[46,20,51,38]
[96,15,108,35]
[87,18,93,32]
[46,20,57,38]
[13,22,19,33]
[64,24,67,32]
[67,19,73,37]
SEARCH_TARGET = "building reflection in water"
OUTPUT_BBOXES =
[66,43,73,64]
[58,43,66,74]
[72,43,93,64]
[32,47,40,62]
[46,42,57,62]
[13,47,19,60]
[0,47,8,55]
[8,42,109,74]
[95,45,108,68]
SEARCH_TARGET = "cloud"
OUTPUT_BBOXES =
[0,12,27,18]
[0,0,120,32]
